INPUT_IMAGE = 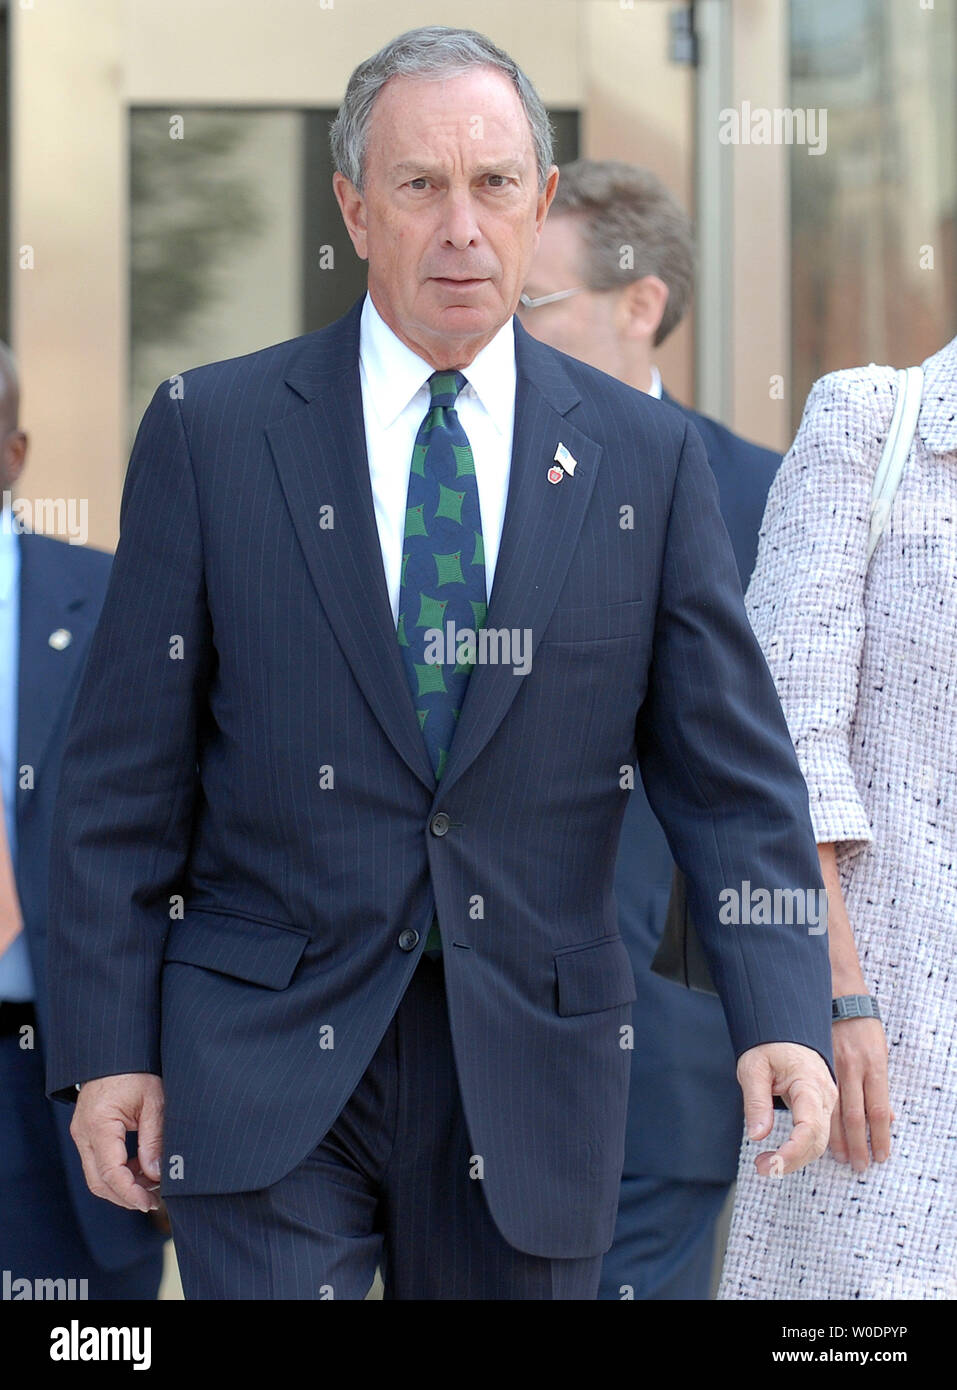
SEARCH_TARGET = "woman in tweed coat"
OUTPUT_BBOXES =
[718,336,957,1300]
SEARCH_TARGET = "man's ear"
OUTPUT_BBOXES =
[535,165,560,235]
[332,172,369,261]
[1,430,28,490]
[619,275,670,345]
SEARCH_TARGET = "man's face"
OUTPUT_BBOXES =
[518,214,626,377]
[334,67,558,369]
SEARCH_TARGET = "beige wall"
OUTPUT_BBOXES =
[580,0,695,406]
[10,0,127,549]
[9,0,716,548]
[729,0,790,451]
[123,0,582,105]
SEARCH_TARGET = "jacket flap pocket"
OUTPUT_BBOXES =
[540,599,644,645]
[554,935,638,1017]
[163,911,310,989]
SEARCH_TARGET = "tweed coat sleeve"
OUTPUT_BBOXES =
[744,366,900,856]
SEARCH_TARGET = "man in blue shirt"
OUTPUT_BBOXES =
[0,340,166,1298]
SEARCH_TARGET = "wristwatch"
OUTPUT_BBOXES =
[832,994,881,1022]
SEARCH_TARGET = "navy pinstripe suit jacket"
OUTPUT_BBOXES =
[45,294,833,1260]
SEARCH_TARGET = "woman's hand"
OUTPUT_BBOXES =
[816,841,895,1169]
[829,1016,895,1168]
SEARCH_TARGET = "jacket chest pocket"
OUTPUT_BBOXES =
[538,599,644,646]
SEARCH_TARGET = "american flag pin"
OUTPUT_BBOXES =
[547,465,563,484]
[554,442,577,476]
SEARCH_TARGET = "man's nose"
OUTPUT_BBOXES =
[439,190,482,249]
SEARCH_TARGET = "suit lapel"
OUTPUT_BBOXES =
[437,323,601,798]
[266,299,436,793]
[266,301,602,802]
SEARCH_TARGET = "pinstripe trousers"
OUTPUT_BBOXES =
[165,956,603,1300]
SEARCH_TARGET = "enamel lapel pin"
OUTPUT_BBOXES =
[547,442,578,484]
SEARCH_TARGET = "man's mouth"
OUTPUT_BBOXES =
[432,277,486,289]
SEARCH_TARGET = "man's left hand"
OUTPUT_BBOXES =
[737,1042,838,1176]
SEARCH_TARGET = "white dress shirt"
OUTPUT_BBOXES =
[358,292,516,626]
[648,364,663,399]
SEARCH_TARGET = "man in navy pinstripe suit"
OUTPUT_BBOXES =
[45,27,836,1300]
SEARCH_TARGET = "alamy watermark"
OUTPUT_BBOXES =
[1,489,88,544]
[719,880,828,935]
[49,1321,151,1370]
[423,621,532,676]
[718,102,827,156]
[3,1268,88,1300]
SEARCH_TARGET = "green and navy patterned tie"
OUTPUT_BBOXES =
[398,370,487,955]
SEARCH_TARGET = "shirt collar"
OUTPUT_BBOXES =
[359,291,515,435]
[0,508,19,604]
[647,364,663,400]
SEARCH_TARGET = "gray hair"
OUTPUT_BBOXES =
[550,160,695,346]
[329,26,554,194]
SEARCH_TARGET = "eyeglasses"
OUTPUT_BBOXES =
[518,286,587,310]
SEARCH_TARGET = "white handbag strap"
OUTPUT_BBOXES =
[867,365,924,563]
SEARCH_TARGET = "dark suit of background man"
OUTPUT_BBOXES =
[520,160,782,1300]
[45,26,836,1301]
[0,341,165,1299]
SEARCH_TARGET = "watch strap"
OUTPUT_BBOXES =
[832,994,881,1022]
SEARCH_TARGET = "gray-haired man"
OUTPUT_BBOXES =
[48,33,835,1301]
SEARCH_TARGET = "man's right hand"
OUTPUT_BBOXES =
[70,1073,165,1212]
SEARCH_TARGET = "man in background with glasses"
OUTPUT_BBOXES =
[520,160,781,1300]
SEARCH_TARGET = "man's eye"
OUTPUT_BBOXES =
[487,175,507,187]
[408,178,429,190]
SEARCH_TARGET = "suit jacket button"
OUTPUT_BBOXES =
[430,812,450,836]
[398,928,420,952]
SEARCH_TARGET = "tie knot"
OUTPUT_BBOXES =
[428,370,468,408]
